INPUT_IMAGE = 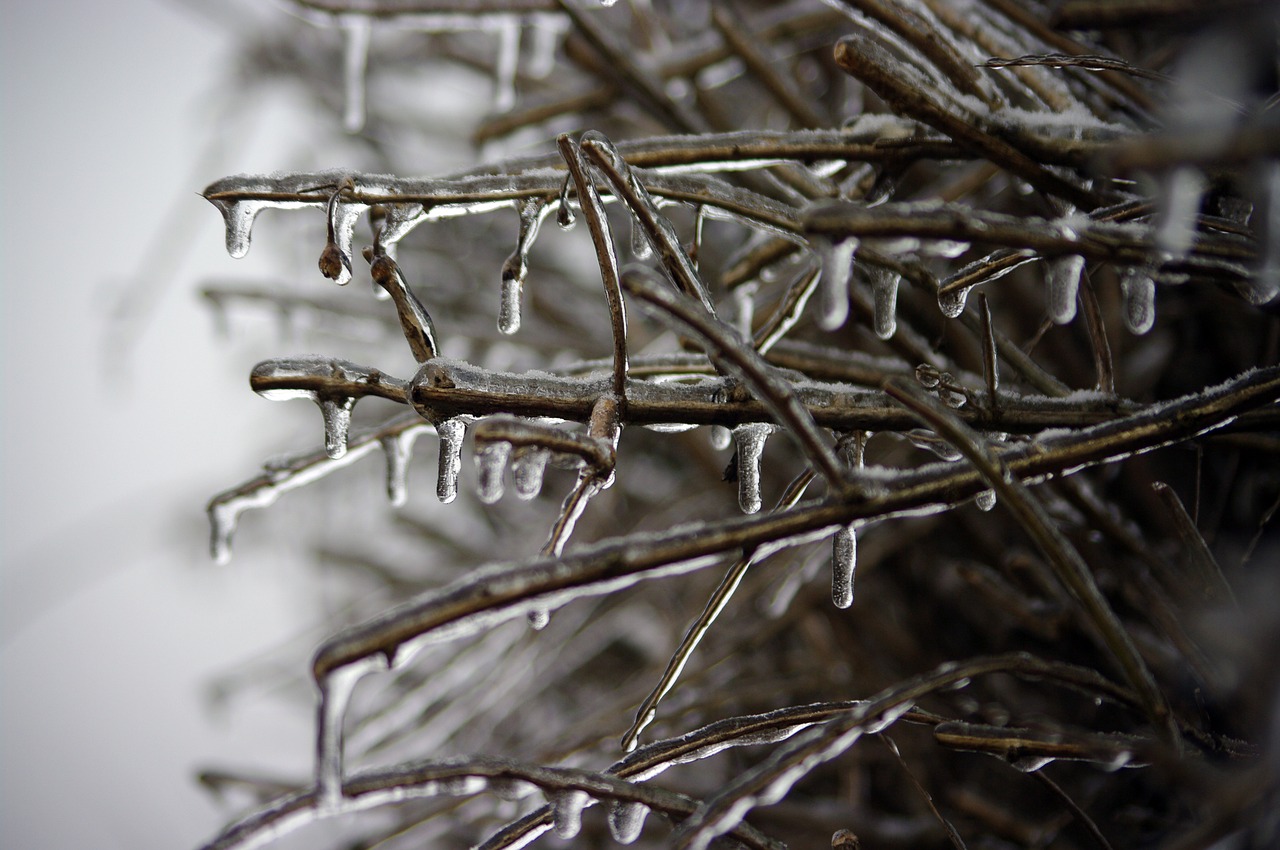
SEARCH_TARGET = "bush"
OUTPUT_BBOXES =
[198,2,1280,848]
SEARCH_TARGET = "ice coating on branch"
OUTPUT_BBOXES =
[499,198,552,335]
[323,199,369,287]
[511,448,549,500]
[1120,267,1156,335]
[492,21,521,113]
[906,429,962,461]
[435,418,466,503]
[938,283,973,319]
[871,268,900,340]
[551,789,590,839]
[1155,166,1206,260]
[215,199,270,258]
[832,524,857,609]
[340,17,372,132]
[975,489,997,511]
[369,253,438,362]
[733,424,771,514]
[816,236,858,331]
[476,440,512,504]
[1046,254,1085,324]
[374,202,428,263]
[251,357,372,459]
[607,800,649,844]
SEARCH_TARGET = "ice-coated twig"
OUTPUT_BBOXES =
[365,250,438,361]
[199,756,783,850]
[882,377,1176,746]
[621,466,819,752]
[558,133,628,398]
[667,653,1136,850]
[932,720,1154,770]
[620,267,851,494]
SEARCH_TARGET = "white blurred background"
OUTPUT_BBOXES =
[1,3,334,847]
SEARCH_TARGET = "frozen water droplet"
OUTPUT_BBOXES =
[939,385,967,409]
[499,198,551,335]
[630,215,653,260]
[906,429,962,461]
[816,236,858,330]
[937,283,972,319]
[1155,166,1206,260]
[915,364,942,388]
[435,418,466,503]
[709,424,732,451]
[976,489,997,511]
[511,448,549,500]
[1046,254,1085,324]
[733,424,770,514]
[492,20,521,113]
[871,268,900,340]
[607,800,648,844]
[476,441,512,504]
[216,199,269,259]
[551,789,590,839]
[1010,755,1055,773]
[325,200,368,287]
[527,608,550,630]
[1120,267,1156,335]
[341,17,372,133]
[832,524,857,609]
[319,397,356,459]
[556,178,577,229]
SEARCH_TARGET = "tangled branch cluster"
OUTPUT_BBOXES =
[199,2,1280,848]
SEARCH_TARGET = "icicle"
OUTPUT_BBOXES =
[871,268,901,340]
[690,204,707,272]
[320,184,367,287]
[379,431,419,507]
[630,214,653,260]
[733,281,757,339]
[527,608,551,630]
[492,20,521,114]
[476,441,512,504]
[341,16,372,133]
[435,418,466,503]
[1154,166,1206,260]
[1249,162,1280,304]
[374,202,427,263]
[1010,755,1055,773]
[499,198,551,335]
[733,424,770,514]
[831,524,857,609]
[317,663,368,808]
[215,199,269,259]
[709,424,732,450]
[937,283,973,319]
[1046,254,1085,324]
[1120,267,1156,335]
[551,789,591,839]
[556,173,577,230]
[815,236,858,331]
[208,502,238,566]
[527,18,562,79]
[906,429,962,461]
[607,801,649,845]
[511,448,549,500]
[317,397,356,459]
[975,489,997,511]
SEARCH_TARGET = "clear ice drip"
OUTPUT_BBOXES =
[937,283,973,319]
[709,424,732,451]
[217,199,270,259]
[379,430,419,507]
[341,17,372,133]
[511,448,549,500]
[252,358,366,459]
[832,524,857,609]
[476,441,512,504]
[630,214,653,260]
[374,202,427,262]
[551,789,591,839]
[492,21,521,113]
[1120,267,1156,335]
[319,398,356,459]
[499,198,552,335]
[1046,254,1085,324]
[527,608,551,630]
[975,489,997,511]
[871,268,901,340]
[906,429,963,461]
[322,193,370,287]
[733,424,771,514]
[607,800,649,844]
[556,173,577,229]
[435,418,466,503]
[816,236,858,331]
[1155,166,1206,260]
[734,281,757,339]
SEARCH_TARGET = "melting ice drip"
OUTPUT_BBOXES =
[499,198,554,335]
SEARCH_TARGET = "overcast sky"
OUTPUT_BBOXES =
[1,3,329,847]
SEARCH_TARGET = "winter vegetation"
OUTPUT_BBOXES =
[197,2,1280,848]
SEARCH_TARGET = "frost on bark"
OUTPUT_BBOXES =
[197,2,1280,849]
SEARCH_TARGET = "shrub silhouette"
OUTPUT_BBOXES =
[199,2,1280,849]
